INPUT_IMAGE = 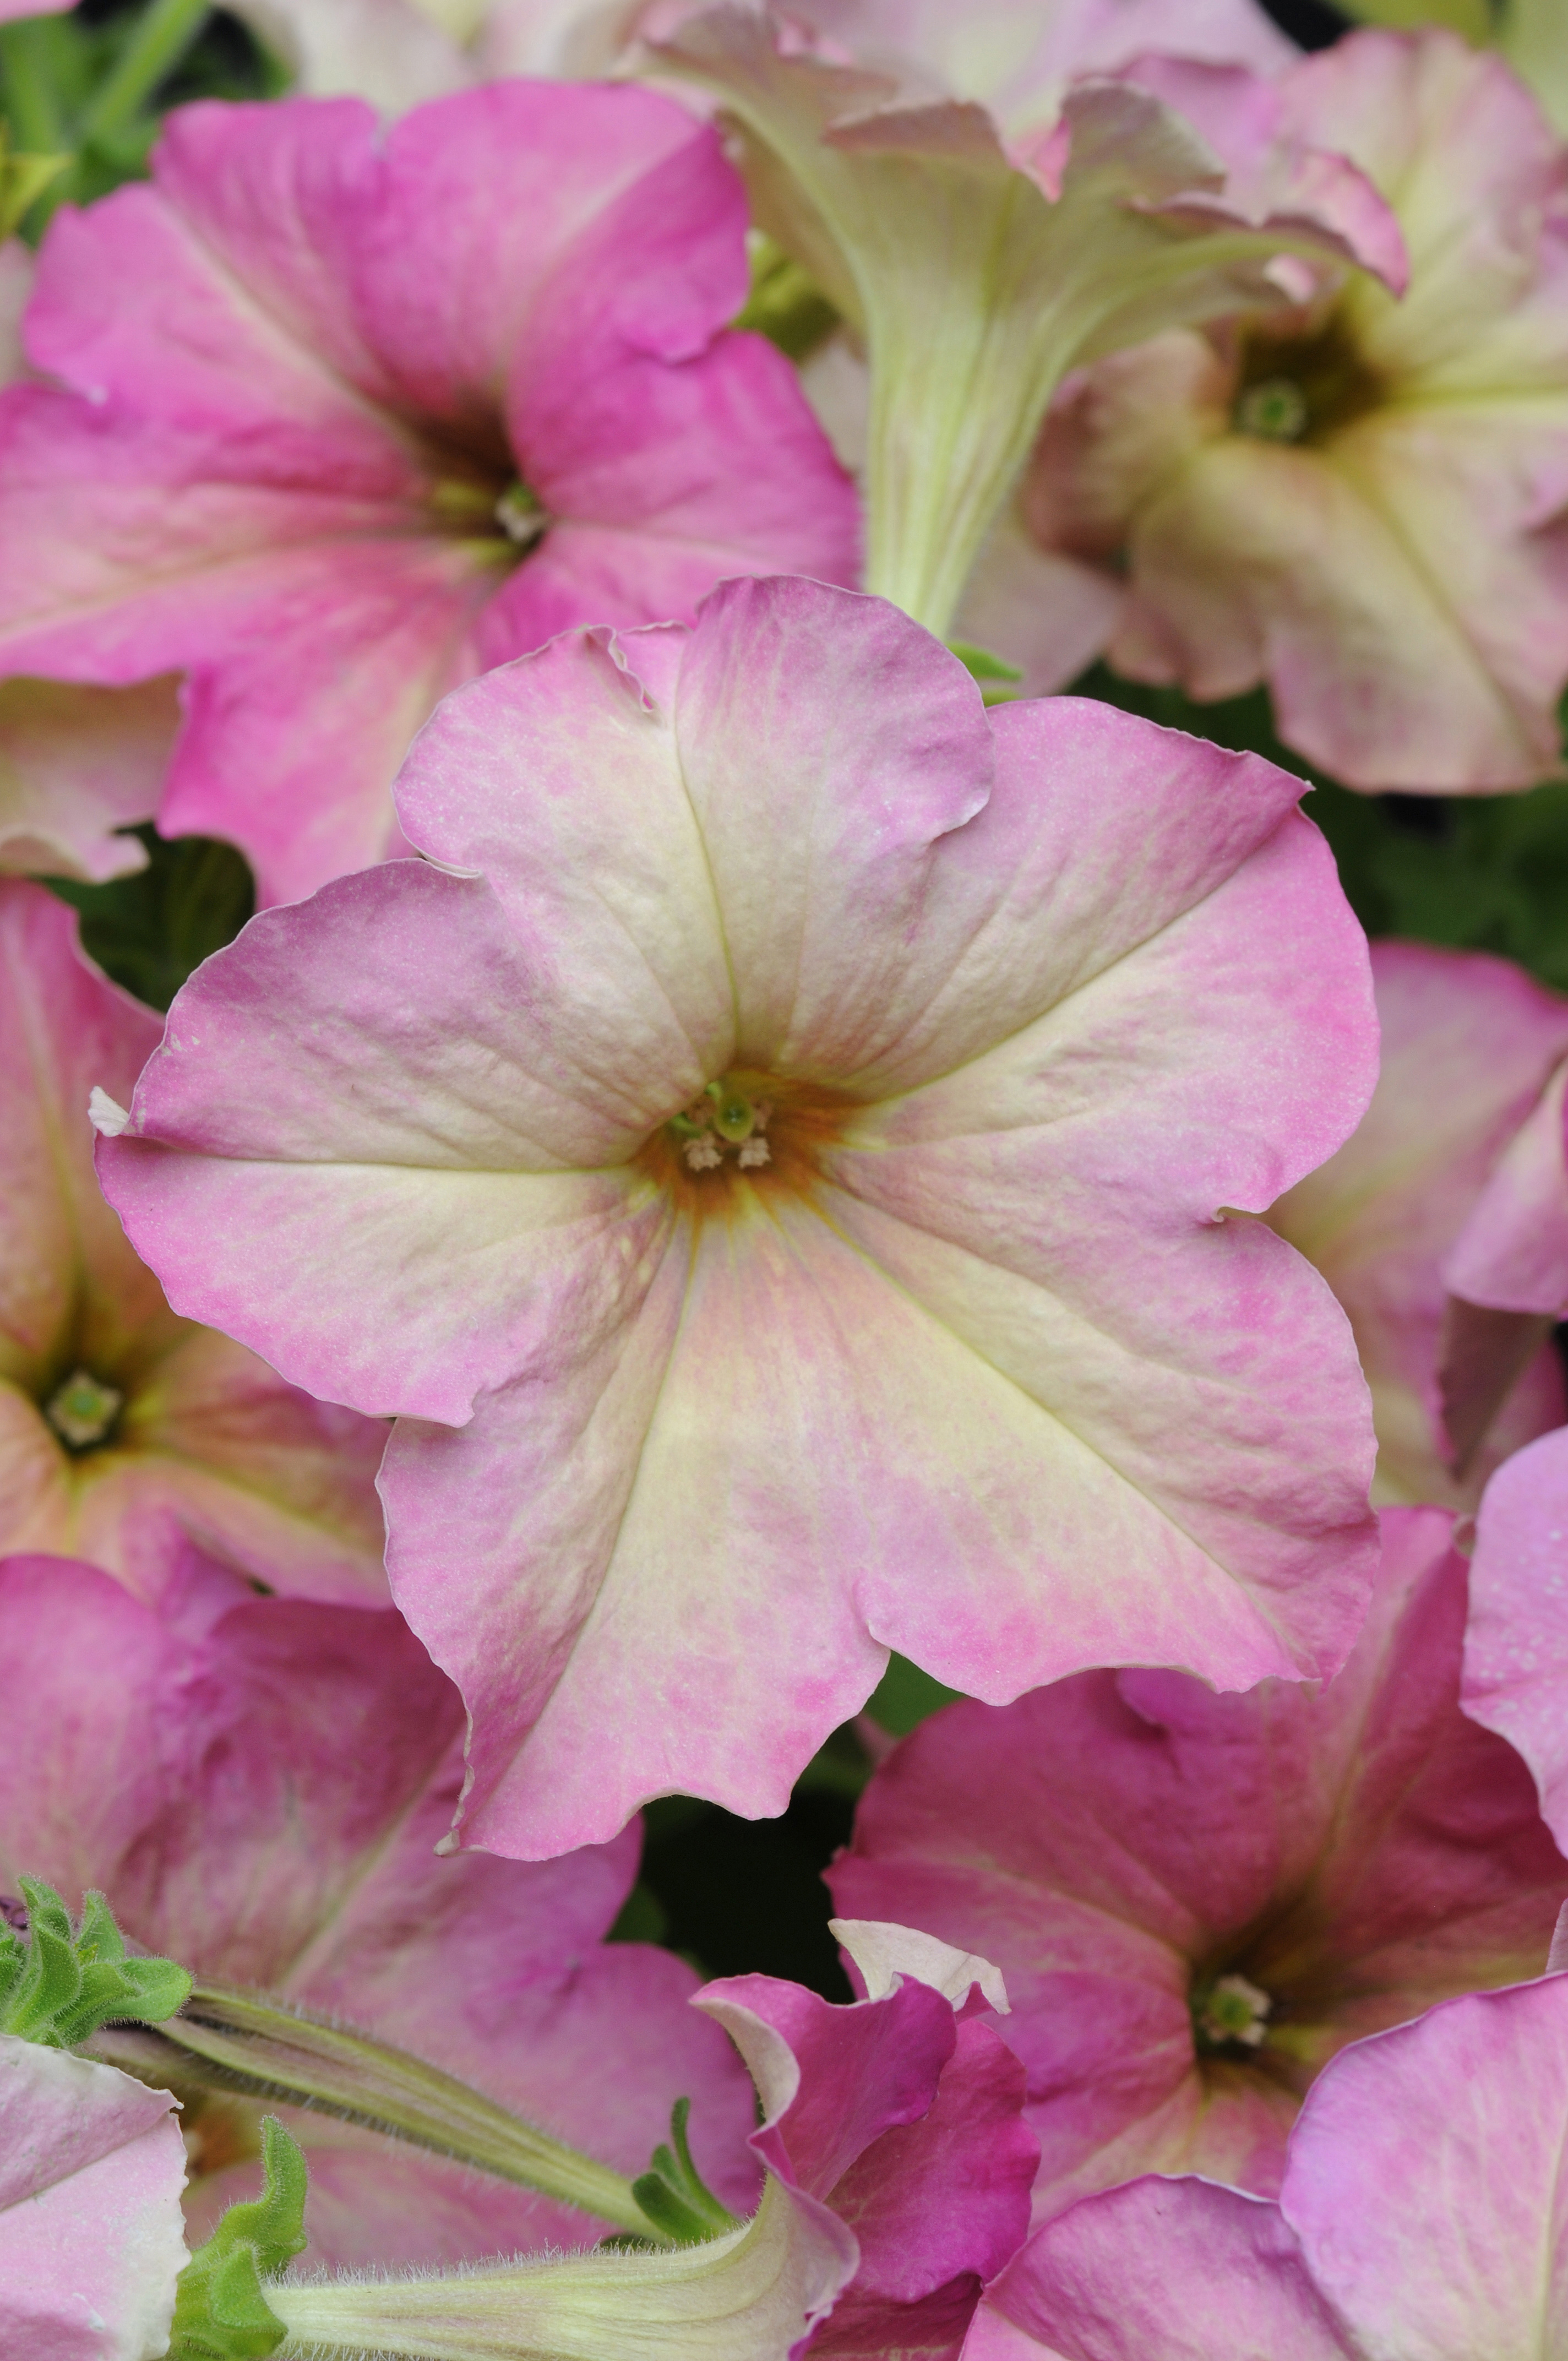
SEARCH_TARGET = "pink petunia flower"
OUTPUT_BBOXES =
[1268,939,1568,1508]
[0,83,858,906]
[1019,29,1568,788]
[0,1551,759,2268]
[262,1921,1037,2361]
[965,1972,1568,2361]
[831,1506,1567,2220]
[0,879,387,1601]
[0,2036,188,2361]
[96,576,1379,1857]
[1465,1424,1568,1858]
[0,242,176,883]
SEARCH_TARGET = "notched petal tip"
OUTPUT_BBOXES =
[830,1918,1010,2016]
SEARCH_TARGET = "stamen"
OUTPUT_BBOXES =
[45,1368,124,1451]
[494,479,549,550]
[1193,1971,1273,2052]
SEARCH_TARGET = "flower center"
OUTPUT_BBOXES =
[45,1367,124,1452]
[668,1078,776,1174]
[1232,310,1384,446]
[425,442,552,560]
[1191,1970,1273,2054]
[638,1070,858,1211]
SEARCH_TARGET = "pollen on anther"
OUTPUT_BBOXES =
[737,1139,771,1168]
[684,1136,723,1171]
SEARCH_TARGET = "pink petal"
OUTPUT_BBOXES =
[0,2041,188,2361]
[1466,1424,1568,1853]
[1271,941,1568,1507]
[1444,1056,1568,1316]
[1282,1979,1568,2352]
[0,1555,759,2267]
[972,2177,1350,2361]
[0,679,174,883]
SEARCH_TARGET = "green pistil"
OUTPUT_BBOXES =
[45,1368,123,1451]
[706,1079,760,1144]
[1234,376,1309,443]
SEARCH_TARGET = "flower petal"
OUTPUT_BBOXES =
[0,2041,187,2361]
[1465,1423,1568,1853]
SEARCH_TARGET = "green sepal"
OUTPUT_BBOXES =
[631,2097,740,2246]
[0,127,68,238]
[0,1876,191,2047]
[947,640,1023,684]
[168,2116,307,2361]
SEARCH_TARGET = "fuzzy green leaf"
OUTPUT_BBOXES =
[0,1876,191,2047]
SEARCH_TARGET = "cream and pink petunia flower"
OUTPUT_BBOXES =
[1465,1423,1568,1859]
[0,80,857,905]
[0,1552,759,2267]
[1021,29,1568,788]
[1268,939,1568,1508]
[0,2036,188,2361]
[0,879,387,1601]
[966,1971,1568,2361]
[832,1505,1567,2219]
[98,576,1378,1857]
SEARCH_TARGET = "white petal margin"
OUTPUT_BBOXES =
[831,1919,1011,2015]
[0,2037,188,2361]
[88,1089,130,1138]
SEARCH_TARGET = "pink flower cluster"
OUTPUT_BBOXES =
[2,0,1568,2354]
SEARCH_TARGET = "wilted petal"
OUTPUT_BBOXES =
[0,2039,188,2361]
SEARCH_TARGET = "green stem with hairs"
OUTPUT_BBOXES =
[92,1977,669,2242]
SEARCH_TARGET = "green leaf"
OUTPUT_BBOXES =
[948,639,1023,683]
[48,825,255,1012]
[865,1652,963,1737]
[168,2117,307,2361]
[0,1876,191,2047]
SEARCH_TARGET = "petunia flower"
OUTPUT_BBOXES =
[1464,1423,1568,1858]
[253,1921,1036,2360]
[0,1550,759,2268]
[830,1505,1567,2220]
[97,575,1379,1857]
[1267,939,1568,1509]
[964,1972,1568,2361]
[0,878,386,1602]
[1020,28,1568,790]
[0,83,858,907]
[0,2036,188,2361]
[653,4,1402,639]
[0,241,176,884]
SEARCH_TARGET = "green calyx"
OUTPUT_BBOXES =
[629,2097,741,2247]
[0,1876,191,2047]
[168,2115,307,2361]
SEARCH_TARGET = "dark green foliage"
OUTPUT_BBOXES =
[0,1874,190,2045]
[168,2117,307,2361]
[48,825,255,1010]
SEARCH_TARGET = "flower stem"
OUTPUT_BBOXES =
[78,0,210,147]
[92,1977,667,2241]
[0,22,67,153]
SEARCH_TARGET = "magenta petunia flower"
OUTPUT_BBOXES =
[0,2037,187,2361]
[94,576,1380,1858]
[1020,29,1568,790]
[0,83,858,906]
[1465,1424,1568,1858]
[831,1506,1567,2218]
[0,879,387,1601]
[0,1552,759,2268]
[1268,940,1568,1508]
[966,1972,1568,2361]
